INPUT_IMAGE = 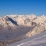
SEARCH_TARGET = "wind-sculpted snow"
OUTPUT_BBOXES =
[8,31,46,46]
[17,35,46,46]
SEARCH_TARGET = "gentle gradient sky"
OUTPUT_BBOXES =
[0,0,46,16]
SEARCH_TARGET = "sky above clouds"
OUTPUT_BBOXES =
[0,0,46,16]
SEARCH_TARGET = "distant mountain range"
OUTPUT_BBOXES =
[0,14,46,41]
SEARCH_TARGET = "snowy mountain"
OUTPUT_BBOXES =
[26,23,45,37]
[0,14,46,42]
[1,14,46,27]
[0,14,37,40]
[0,14,46,46]
[0,14,45,27]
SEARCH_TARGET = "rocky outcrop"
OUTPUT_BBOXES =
[26,23,45,37]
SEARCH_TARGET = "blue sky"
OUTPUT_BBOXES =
[0,0,46,16]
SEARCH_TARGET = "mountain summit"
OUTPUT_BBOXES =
[0,14,46,40]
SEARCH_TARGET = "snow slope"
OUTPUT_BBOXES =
[8,31,46,46]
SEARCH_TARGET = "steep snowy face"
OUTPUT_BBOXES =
[9,14,37,26]
[25,15,46,37]
[0,14,37,28]
[0,14,46,28]
[0,16,17,28]
[26,23,45,37]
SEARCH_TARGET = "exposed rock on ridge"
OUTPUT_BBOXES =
[26,23,45,37]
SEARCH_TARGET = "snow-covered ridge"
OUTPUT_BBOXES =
[0,14,46,38]
[0,14,37,27]
[0,14,46,28]
[0,14,46,46]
